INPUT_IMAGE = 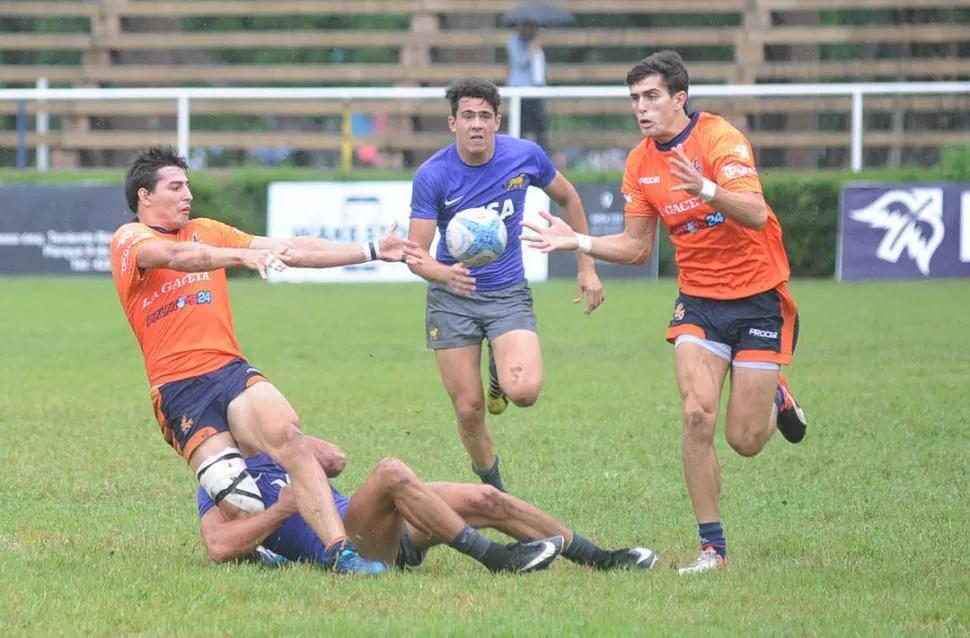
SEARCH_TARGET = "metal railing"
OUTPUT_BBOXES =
[2,81,970,172]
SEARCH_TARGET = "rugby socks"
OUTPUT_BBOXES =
[448,524,507,571]
[774,385,785,411]
[561,533,611,568]
[472,456,506,493]
[323,535,352,563]
[698,521,726,560]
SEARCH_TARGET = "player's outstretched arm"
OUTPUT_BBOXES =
[136,241,287,280]
[406,218,476,295]
[251,222,422,269]
[199,487,299,563]
[522,212,657,266]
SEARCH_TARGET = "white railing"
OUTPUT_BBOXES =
[2,81,970,172]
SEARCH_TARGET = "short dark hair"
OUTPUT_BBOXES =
[124,145,189,214]
[445,77,501,117]
[626,50,690,97]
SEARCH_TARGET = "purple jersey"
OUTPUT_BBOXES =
[197,454,350,565]
[410,135,557,292]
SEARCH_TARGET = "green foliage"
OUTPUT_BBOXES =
[941,144,970,181]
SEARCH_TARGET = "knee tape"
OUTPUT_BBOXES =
[196,448,265,514]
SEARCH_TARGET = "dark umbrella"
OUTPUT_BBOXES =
[501,2,575,26]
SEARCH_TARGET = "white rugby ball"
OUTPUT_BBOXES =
[445,207,508,266]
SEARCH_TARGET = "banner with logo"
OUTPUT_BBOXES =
[0,184,127,275]
[266,181,550,283]
[548,183,660,280]
[837,184,970,281]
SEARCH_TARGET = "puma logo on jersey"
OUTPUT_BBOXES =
[505,174,527,191]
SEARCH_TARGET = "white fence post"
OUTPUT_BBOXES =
[177,93,191,159]
[507,94,522,138]
[851,90,864,173]
[36,77,49,172]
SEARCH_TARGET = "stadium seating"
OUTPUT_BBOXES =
[1,0,968,168]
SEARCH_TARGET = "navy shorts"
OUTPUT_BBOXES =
[150,358,267,462]
[666,284,799,365]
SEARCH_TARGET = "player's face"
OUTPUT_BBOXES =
[139,166,193,230]
[629,75,688,141]
[449,98,501,160]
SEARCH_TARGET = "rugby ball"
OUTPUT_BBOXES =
[445,207,508,266]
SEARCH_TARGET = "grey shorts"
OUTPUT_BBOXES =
[425,279,537,350]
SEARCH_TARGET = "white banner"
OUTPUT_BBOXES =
[266,181,549,283]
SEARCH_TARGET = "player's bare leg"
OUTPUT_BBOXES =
[402,482,656,570]
[343,459,562,573]
[724,365,782,457]
[490,329,544,408]
[225,382,383,574]
[675,342,731,575]
[434,344,505,491]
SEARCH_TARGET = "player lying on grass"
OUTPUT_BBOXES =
[197,438,658,574]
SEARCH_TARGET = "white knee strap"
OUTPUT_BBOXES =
[196,448,265,514]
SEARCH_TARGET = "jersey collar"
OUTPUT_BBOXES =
[147,225,179,235]
[653,111,700,152]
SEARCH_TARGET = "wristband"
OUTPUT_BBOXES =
[362,242,378,261]
[575,233,593,254]
[699,178,717,202]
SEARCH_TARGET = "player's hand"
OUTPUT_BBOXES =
[243,248,288,280]
[377,221,423,265]
[575,268,605,316]
[669,144,704,196]
[520,211,579,253]
[445,262,476,296]
[275,485,300,517]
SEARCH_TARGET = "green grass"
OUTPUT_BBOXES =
[0,277,968,636]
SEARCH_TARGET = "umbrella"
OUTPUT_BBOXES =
[501,3,575,26]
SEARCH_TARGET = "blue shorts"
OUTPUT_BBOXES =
[150,358,267,462]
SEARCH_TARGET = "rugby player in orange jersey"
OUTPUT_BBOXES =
[522,51,808,575]
[110,145,421,574]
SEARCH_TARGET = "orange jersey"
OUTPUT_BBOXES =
[623,111,790,300]
[110,218,254,387]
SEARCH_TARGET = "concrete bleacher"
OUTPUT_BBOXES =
[1,0,969,169]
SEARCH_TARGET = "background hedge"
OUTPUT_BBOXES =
[4,145,968,278]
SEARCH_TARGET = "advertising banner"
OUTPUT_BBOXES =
[0,184,127,275]
[266,181,551,283]
[838,184,970,281]
[548,183,659,280]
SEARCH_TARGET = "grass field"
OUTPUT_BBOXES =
[1,277,968,636]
